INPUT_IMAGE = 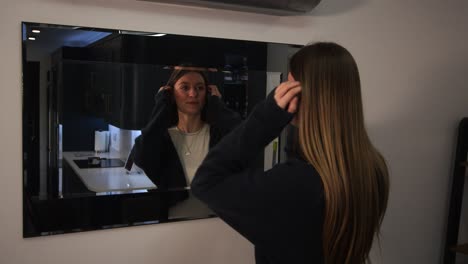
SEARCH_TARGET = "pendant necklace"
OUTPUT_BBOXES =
[177,125,202,156]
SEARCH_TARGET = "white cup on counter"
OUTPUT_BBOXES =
[94,130,109,153]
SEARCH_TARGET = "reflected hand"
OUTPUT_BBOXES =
[158,85,171,93]
[273,81,301,114]
[208,85,222,98]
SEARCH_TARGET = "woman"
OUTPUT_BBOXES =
[192,42,390,264]
[132,66,242,218]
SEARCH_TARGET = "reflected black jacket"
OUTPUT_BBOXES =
[191,91,325,264]
[133,89,242,193]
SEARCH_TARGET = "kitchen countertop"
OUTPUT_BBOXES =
[62,151,157,193]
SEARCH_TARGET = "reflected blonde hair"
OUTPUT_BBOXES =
[289,42,389,264]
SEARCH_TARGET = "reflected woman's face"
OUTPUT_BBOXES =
[173,72,207,116]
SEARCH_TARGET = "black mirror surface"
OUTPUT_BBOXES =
[22,22,301,237]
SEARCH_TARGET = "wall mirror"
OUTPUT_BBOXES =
[22,21,300,237]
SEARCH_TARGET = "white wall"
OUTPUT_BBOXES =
[1,0,468,263]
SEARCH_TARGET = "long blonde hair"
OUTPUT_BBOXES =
[289,42,389,263]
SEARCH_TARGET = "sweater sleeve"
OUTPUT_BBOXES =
[191,90,298,246]
[205,95,243,134]
[133,90,171,187]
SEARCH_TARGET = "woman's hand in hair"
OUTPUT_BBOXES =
[208,85,222,98]
[274,81,301,114]
[158,85,172,93]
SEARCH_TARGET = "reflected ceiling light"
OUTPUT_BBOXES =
[149,33,166,37]
[28,37,36,40]
[32,29,41,34]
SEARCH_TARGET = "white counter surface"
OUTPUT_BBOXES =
[62,151,157,193]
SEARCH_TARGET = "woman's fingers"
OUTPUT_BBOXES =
[280,86,301,108]
[208,85,222,98]
[287,96,299,114]
[275,81,300,99]
[274,81,301,110]
[159,86,171,93]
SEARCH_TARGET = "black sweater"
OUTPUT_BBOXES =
[191,91,325,264]
[132,90,241,205]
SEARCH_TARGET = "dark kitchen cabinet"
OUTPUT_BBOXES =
[83,62,119,121]
[51,48,109,152]
[50,34,269,132]
[91,34,267,71]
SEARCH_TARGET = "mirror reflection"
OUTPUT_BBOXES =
[131,66,243,220]
[22,22,300,237]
